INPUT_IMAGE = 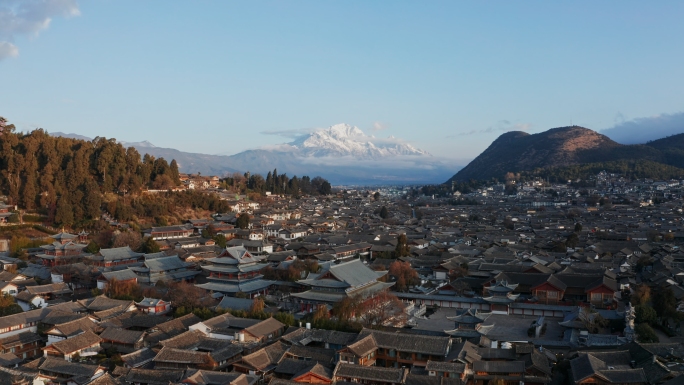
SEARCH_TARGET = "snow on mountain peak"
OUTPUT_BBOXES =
[327,123,364,138]
[290,123,430,159]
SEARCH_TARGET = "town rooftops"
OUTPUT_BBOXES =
[95,247,144,261]
[571,352,647,384]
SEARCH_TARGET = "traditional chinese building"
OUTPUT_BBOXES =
[482,280,519,314]
[291,259,394,313]
[444,309,494,339]
[194,246,273,298]
[36,232,86,267]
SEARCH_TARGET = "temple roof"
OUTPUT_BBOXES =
[447,308,492,324]
[51,232,77,241]
[484,280,518,294]
[482,294,519,304]
[445,324,494,338]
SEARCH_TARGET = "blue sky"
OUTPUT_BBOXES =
[1,0,683,161]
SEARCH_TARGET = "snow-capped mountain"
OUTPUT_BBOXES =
[50,125,459,184]
[290,123,430,158]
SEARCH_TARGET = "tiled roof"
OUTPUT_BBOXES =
[243,317,285,338]
[48,317,100,338]
[47,330,101,354]
[124,368,184,385]
[153,347,208,365]
[425,360,466,373]
[473,360,525,373]
[333,362,405,383]
[357,329,451,357]
[38,357,101,377]
[99,327,144,345]
[98,247,144,261]
[347,335,376,357]
[101,269,138,281]
[120,348,156,368]
[0,331,42,348]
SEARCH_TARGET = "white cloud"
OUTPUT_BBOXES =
[0,0,80,61]
[601,111,684,144]
[371,121,388,131]
[260,127,316,139]
[0,42,18,60]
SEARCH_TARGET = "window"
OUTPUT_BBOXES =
[548,291,558,299]
[388,349,396,358]
[591,293,602,301]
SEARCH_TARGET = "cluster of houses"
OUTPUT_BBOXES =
[178,174,221,190]
[0,289,681,385]
[1,173,684,383]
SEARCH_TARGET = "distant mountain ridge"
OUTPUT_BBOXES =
[448,126,684,182]
[50,124,457,185]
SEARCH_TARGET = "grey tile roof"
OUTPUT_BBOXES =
[281,327,358,347]
[97,247,144,261]
[0,331,42,348]
[101,269,138,281]
[88,373,119,385]
[38,357,101,378]
[425,360,465,373]
[26,282,72,296]
[346,335,376,357]
[216,296,254,311]
[243,317,285,338]
[48,330,101,355]
[333,362,405,383]
[79,295,134,312]
[41,310,84,326]
[403,373,463,385]
[153,347,207,365]
[124,368,184,385]
[326,259,379,288]
[181,370,258,385]
[357,329,451,357]
[99,327,144,345]
[143,256,188,272]
[472,360,525,373]
[120,348,156,368]
[0,308,48,330]
[239,341,288,371]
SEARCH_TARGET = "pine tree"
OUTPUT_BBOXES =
[55,195,74,227]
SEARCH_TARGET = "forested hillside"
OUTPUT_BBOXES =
[0,117,182,225]
[0,117,331,228]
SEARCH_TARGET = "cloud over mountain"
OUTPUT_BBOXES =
[601,111,684,144]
